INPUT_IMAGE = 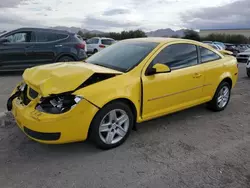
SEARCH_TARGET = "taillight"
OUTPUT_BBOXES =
[76,43,85,49]
[99,44,105,48]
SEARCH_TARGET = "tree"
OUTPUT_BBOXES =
[77,30,84,37]
[107,30,147,40]
[200,33,250,44]
[182,29,200,41]
[170,35,180,38]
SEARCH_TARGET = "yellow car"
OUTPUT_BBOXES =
[7,38,238,149]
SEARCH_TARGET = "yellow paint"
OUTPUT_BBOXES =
[153,63,171,73]
[10,38,238,144]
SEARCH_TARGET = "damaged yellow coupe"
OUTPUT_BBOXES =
[7,38,238,149]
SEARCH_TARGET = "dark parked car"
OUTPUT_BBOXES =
[0,28,87,71]
[224,43,239,56]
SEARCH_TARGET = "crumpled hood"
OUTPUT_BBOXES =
[23,62,122,97]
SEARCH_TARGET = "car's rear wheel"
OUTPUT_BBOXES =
[89,102,134,150]
[93,49,98,54]
[207,82,231,111]
[57,56,75,62]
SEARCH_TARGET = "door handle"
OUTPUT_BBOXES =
[193,73,202,78]
[55,45,62,47]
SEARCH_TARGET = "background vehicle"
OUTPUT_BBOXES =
[8,38,238,149]
[206,43,221,50]
[236,48,250,63]
[247,58,250,77]
[235,44,248,53]
[213,41,226,49]
[0,28,87,71]
[225,43,239,56]
[202,41,225,50]
[86,37,115,54]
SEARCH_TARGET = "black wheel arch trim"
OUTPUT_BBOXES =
[54,53,78,62]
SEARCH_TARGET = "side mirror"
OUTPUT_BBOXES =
[0,38,9,44]
[146,63,171,76]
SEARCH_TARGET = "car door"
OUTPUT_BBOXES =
[141,43,205,120]
[0,31,32,71]
[25,31,60,67]
[198,46,225,99]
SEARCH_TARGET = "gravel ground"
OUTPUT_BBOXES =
[0,64,249,188]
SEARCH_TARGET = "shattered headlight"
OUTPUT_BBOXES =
[36,94,83,114]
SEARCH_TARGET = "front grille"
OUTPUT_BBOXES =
[238,55,249,58]
[237,59,248,63]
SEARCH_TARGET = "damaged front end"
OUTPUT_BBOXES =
[7,70,121,114]
[7,82,28,111]
[36,94,83,114]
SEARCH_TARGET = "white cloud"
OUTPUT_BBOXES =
[0,0,244,32]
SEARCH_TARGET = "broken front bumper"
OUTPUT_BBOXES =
[7,84,99,144]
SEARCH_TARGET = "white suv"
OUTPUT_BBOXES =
[86,37,115,54]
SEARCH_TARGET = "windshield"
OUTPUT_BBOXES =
[85,41,158,72]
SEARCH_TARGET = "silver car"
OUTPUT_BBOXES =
[236,49,250,63]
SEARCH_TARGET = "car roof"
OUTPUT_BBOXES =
[122,37,204,45]
[91,37,114,40]
[8,27,74,35]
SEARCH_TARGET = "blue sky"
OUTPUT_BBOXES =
[0,0,249,31]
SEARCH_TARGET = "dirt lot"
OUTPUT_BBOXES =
[0,64,250,188]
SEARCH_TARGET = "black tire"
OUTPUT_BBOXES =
[89,101,134,150]
[207,82,231,112]
[93,49,98,54]
[57,56,75,62]
[247,71,250,78]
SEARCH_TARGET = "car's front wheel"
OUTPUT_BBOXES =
[57,56,75,62]
[207,81,231,111]
[89,102,134,150]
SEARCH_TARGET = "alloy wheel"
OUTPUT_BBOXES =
[217,86,230,108]
[99,109,129,145]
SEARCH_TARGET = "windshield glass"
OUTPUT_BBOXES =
[85,41,158,72]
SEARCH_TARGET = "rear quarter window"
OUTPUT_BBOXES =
[200,46,221,63]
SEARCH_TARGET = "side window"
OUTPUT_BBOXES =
[55,33,68,40]
[86,38,99,44]
[101,39,114,45]
[200,46,221,63]
[5,32,31,43]
[152,43,198,70]
[35,31,50,42]
[35,31,67,42]
[92,38,99,44]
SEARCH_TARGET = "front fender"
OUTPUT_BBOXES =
[73,74,142,121]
